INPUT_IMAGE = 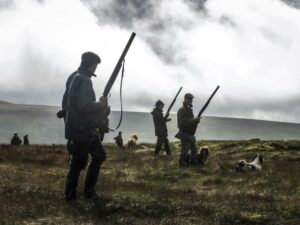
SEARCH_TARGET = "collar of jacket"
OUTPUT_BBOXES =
[183,102,193,109]
[151,107,162,115]
[154,107,163,112]
[78,67,97,78]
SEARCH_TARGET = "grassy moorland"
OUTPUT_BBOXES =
[0,140,299,225]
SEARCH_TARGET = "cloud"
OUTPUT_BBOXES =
[83,0,157,28]
[0,0,300,123]
[282,0,300,8]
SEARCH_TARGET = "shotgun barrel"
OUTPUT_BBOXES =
[103,32,136,97]
[197,86,220,117]
[165,87,183,119]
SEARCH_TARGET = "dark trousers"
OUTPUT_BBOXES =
[154,136,171,156]
[116,141,123,148]
[179,140,197,166]
[65,138,106,200]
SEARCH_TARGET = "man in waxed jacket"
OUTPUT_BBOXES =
[151,100,171,156]
[176,93,201,166]
[62,51,108,201]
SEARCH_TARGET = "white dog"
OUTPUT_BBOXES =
[236,154,264,172]
[127,134,138,150]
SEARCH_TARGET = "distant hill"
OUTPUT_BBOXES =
[1,101,300,144]
[0,100,13,104]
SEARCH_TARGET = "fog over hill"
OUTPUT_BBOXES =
[1,101,300,145]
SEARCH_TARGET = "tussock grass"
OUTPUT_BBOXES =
[0,140,299,224]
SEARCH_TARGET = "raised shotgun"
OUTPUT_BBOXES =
[164,87,183,119]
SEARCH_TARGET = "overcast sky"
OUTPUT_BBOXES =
[1,0,300,123]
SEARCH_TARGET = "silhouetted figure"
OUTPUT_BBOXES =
[151,100,171,156]
[114,131,124,148]
[61,52,108,202]
[196,147,209,166]
[176,93,201,167]
[11,132,22,146]
[23,134,29,145]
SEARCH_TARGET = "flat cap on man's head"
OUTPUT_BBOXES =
[184,93,194,99]
[155,100,164,106]
[80,52,101,69]
[81,52,101,63]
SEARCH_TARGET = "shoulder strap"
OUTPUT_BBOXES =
[67,72,80,110]
[110,59,125,131]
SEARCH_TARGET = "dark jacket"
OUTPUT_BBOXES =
[23,136,29,145]
[11,135,22,145]
[63,68,104,142]
[177,102,199,136]
[114,134,123,147]
[151,108,170,137]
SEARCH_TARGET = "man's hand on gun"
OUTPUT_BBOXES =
[100,96,108,108]
[195,116,202,123]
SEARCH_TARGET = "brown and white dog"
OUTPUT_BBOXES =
[127,134,138,150]
[236,153,264,172]
[196,146,209,166]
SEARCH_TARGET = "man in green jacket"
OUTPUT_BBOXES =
[151,100,171,156]
[62,52,108,201]
[176,93,201,166]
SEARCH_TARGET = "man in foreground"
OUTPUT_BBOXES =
[62,52,108,201]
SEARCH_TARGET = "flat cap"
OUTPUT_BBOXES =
[155,100,164,106]
[184,93,194,99]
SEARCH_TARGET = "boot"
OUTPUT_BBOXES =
[154,146,160,157]
[179,154,189,167]
[65,176,77,201]
[84,161,101,198]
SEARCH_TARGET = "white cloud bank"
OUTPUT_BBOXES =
[0,0,300,123]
